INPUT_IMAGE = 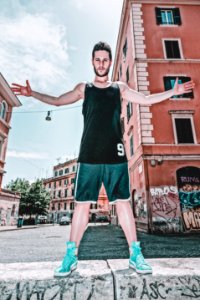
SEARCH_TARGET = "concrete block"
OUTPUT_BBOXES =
[108,258,200,300]
[0,261,114,300]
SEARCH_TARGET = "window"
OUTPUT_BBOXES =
[155,8,181,25]
[54,171,58,177]
[70,202,75,210]
[120,118,125,135]
[58,203,61,210]
[64,203,67,210]
[0,137,4,159]
[175,118,194,144]
[126,67,129,83]
[0,101,7,120]
[59,180,62,186]
[127,102,133,122]
[119,64,122,78]
[58,190,61,198]
[130,135,134,157]
[53,191,56,198]
[71,188,74,196]
[65,189,68,197]
[59,169,63,176]
[71,178,75,184]
[123,38,128,60]
[164,40,181,59]
[164,76,194,99]
[65,168,69,174]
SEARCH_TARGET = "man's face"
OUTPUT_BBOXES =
[92,50,112,77]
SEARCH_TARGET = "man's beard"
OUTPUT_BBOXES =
[94,66,110,77]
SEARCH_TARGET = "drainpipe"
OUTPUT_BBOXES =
[144,158,153,234]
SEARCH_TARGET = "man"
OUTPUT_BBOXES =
[12,41,195,277]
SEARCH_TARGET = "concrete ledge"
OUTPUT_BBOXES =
[0,259,200,299]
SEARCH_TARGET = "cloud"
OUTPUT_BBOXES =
[0,11,71,96]
[7,150,50,160]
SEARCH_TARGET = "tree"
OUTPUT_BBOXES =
[6,178,30,215]
[6,178,51,218]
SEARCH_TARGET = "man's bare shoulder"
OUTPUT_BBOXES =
[115,81,128,93]
[74,82,86,97]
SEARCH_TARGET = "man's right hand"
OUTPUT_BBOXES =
[11,80,32,97]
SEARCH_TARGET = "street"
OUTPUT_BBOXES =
[0,224,71,263]
[1,223,200,264]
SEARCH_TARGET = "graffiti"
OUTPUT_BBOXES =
[177,276,200,298]
[180,176,200,184]
[0,279,98,300]
[150,186,180,219]
[119,276,200,300]
[182,208,200,230]
[177,166,200,232]
[150,186,182,233]
[179,191,200,209]
[150,186,178,196]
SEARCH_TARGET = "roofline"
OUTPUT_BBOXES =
[112,0,129,80]
[0,73,22,107]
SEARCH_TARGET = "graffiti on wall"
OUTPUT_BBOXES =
[177,167,200,232]
[150,186,182,233]
[133,191,148,221]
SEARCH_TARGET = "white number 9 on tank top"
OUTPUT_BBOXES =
[117,143,125,156]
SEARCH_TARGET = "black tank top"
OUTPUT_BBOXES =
[77,82,127,164]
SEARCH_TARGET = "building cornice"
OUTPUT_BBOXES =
[135,58,200,63]
[130,0,200,5]
[0,73,21,107]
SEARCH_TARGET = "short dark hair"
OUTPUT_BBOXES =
[92,41,112,60]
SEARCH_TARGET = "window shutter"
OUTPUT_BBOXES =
[164,77,172,90]
[181,76,194,98]
[155,7,162,25]
[173,8,182,25]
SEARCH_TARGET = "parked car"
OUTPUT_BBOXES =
[95,215,111,223]
[59,215,71,225]
[38,215,47,224]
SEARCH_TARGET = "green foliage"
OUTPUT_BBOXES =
[6,178,51,217]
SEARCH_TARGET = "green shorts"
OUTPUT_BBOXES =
[74,162,131,204]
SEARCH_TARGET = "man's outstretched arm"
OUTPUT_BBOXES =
[11,80,85,106]
[118,78,195,105]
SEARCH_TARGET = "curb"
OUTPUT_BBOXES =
[1,258,200,300]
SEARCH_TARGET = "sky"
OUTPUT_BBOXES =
[0,0,124,186]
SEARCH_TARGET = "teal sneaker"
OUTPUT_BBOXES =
[54,241,78,278]
[129,241,152,274]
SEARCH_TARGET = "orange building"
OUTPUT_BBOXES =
[112,0,200,233]
[44,159,112,223]
[0,73,21,226]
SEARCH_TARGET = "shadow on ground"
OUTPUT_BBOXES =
[78,224,200,260]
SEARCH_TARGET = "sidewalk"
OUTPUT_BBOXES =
[0,224,52,232]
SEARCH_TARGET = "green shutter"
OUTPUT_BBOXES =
[155,7,162,25]
[173,8,182,25]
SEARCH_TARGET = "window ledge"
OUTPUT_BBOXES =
[169,98,192,101]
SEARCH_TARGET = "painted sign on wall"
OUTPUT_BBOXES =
[177,166,200,232]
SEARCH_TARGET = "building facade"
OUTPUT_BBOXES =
[43,159,114,223]
[0,73,21,225]
[112,0,200,233]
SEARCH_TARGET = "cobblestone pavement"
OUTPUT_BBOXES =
[79,224,200,260]
[0,223,200,263]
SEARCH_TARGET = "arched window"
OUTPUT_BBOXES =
[0,101,7,120]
